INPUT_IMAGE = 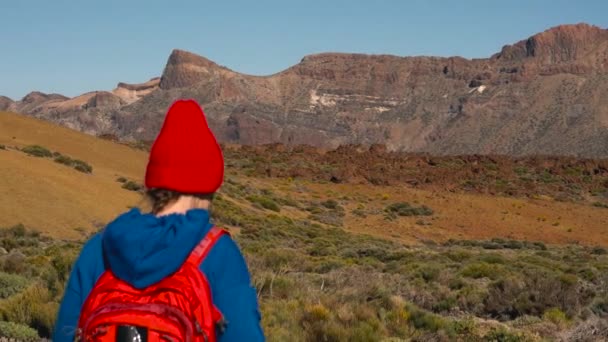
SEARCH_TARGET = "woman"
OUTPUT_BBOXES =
[53,99,265,341]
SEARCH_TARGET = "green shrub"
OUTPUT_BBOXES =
[116,176,128,183]
[247,195,280,212]
[309,211,344,227]
[7,224,26,238]
[484,327,526,342]
[592,202,608,209]
[540,170,557,184]
[504,240,524,249]
[53,154,72,166]
[71,159,93,173]
[321,199,339,210]
[385,202,433,217]
[53,155,93,173]
[0,321,39,340]
[419,265,441,283]
[122,181,143,192]
[352,208,367,218]
[591,297,608,316]
[21,145,52,158]
[460,262,503,279]
[480,254,506,264]
[0,283,57,338]
[0,272,29,299]
[433,297,457,312]
[543,308,569,326]
[408,307,446,332]
[2,251,27,274]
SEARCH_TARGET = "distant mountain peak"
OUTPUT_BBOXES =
[494,23,608,63]
[159,49,228,89]
[21,91,69,103]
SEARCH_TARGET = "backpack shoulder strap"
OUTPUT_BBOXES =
[187,226,229,267]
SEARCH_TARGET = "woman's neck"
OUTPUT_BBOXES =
[156,196,211,217]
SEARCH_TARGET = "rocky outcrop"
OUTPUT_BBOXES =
[112,78,160,104]
[494,23,608,64]
[0,96,13,111]
[4,23,608,158]
[159,49,228,89]
[85,91,124,109]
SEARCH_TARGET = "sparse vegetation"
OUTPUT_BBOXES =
[247,195,281,212]
[121,181,143,192]
[0,184,606,340]
[0,144,6,150]
[211,196,607,341]
[0,320,40,341]
[592,201,608,208]
[17,145,94,174]
[21,145,52,158]
[53,154,93,174]
[384,202,433,219]
[3,117,608,341]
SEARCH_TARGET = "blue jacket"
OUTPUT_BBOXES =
[53,208,265,342]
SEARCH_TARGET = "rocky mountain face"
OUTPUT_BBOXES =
[3,23,608,157]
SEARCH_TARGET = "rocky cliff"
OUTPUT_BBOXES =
[4,23,608,157]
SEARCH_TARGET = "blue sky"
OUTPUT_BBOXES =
[1,0,607,100]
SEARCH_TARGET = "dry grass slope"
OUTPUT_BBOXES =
[3,110,608,246]
[0,111,148,238]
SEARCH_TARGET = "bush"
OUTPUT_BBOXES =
[0,272,29,299]
[247,195,281,212]
[484,327,526,342]
[0,283,57,338]
[53,155,93,173]
[0,144,5,150]
[309,211,344,227]
[6,224,26,238]
[460,262,502,279]
[385,202,433,217]
[321,199,340,210]
[543,308,569,327]
[122,181,143,192]
[53,155,72,166]
[419,265,441,283]
[2,251,27,274]
[21,145,52,158]
[116,176,128,183]
[0,321,39,340]
[71,159,93,173]
[591,298,608,316]
[352,208,367,218]
[408,307,446,332]
[484,271,585,320]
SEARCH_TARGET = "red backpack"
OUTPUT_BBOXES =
[75,227,228,342]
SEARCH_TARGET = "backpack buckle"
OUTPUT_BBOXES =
[74,328,82,342]
[216,317,228,334]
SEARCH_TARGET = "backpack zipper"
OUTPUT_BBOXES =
[82,303,195,342]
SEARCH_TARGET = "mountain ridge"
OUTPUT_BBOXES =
[3,23,608,157]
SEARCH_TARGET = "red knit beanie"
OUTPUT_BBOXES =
[145,99,224,194]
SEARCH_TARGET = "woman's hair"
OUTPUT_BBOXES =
[146,188,214,214]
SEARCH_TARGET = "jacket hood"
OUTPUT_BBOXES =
[101,207,213,289]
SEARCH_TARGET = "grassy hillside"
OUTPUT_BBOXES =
[0,111,147,238]
[2,111,608,245]
[1,111,608,341]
